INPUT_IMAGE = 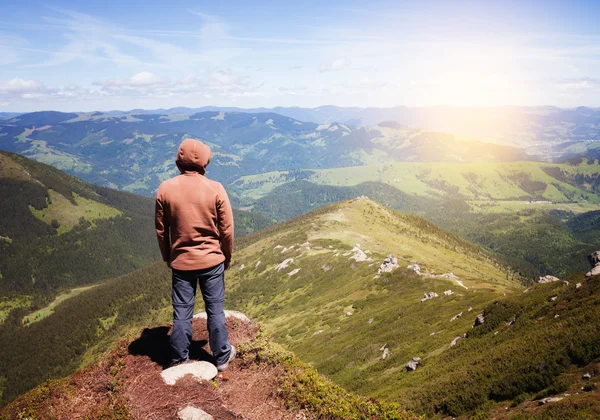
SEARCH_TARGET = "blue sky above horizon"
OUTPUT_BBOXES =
[1,0,599,112]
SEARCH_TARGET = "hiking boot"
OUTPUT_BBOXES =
[217,345,236,372]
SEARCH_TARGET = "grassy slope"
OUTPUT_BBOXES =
[233,160,600,209]
[227,198,522,413]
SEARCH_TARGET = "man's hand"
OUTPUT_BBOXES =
[166,261,172,269]
[224,259,231,270]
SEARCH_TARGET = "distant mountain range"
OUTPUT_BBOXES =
[103,105,600,158]
[0,110,528,196]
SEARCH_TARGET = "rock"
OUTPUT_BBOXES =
[255,260,261,268]
[474,313,485,327]
[346,311,353,316]
[586,265,600,277]
[576,283,582,289]
[367,318,374,324]
[506,317,516,326]
[349,244,372,262]
[554,314,560,318]
[450,337,461,347]
[322,264,332,271]
[444,290,454,296]
[538,275,560,284]
[583,373,592,380]
[288,268,301,276]
[178,406,214,420]
[382,348,391,359]
[407,264,421,274]
[588,251,600,267]
[312,330,324,336]
[538,397,563,405]
[194,310,251,323]
[275,258,294,271]
[161,361,218,385]
[450,312,463,322]
[405,357,422,371]
[551,296,557,302]
[420,292,439,302]
[376,255,399,277]
[274,245,283,250]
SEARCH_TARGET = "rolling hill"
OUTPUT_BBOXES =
[0,110,527,195]
[1,198,598,418]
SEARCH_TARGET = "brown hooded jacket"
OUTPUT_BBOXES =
[155,139,234,271]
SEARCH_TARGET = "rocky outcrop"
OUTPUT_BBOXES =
[538,275,560,284]
[450,312,463,322]
[473,313,485,327]
[375,255,398,277]
[450,337,461,347]
[405,357,422,371]
[444,290,454,296]
[275,258,294,271]
[420,292,439,302]
[586,251,600,277]
[348,244,372,262]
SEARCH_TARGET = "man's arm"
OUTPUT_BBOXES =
[216,184,234,269]
[155,192,171,266]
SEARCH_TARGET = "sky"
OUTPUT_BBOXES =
[0,0,600,112]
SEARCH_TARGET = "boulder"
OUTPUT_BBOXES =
[407,264,421,274]
[576,283,582,289]
[194,310,251,323]
[161,361,217,385]
[405,357,422,371]
[376,255,399,277]
[538,397,563,405]
[443,290,454,296]
[586,265,600,277]
[583,372,591,380]
[178,406,214,420]
[420,292,439,302]
[450,312,463,322]
[538,275,560,284]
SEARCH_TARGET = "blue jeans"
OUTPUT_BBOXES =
[171,263,232,366]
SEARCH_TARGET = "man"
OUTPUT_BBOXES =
[155,138,236,371]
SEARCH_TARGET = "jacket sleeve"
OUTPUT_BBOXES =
[155,190,171,263]
[216,184,234,265]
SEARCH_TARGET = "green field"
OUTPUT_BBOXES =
[22,285,99,325]
[29,190,122,234]
[232,161,600,211]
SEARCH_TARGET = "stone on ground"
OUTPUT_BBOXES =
[178,405,214,420]
[161,361,218,385]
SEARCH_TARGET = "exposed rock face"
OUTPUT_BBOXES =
[474,313,485,327]
[376,255,399,277]
[348,244,372,262]
[450,337,461,347]
[420,292,439,302]
[275,258,294,271]
[161,361,218,386]
[407,264,421,274]
[178,405,214,420]
[538,275,560,284]
[450,312,463,322]
[406,357,422,371]
[586,265,600,277]
[586,251,600,277]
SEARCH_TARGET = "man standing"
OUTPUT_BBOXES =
[155,138,236,371]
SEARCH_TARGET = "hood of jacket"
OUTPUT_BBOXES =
[175,138,212,174]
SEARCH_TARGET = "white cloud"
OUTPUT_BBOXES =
[555,78,600,91]
[319,58,350,72]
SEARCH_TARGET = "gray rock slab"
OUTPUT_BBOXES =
[161,361,218,385]
[178,405,214,420]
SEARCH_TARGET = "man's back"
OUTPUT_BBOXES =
[155,139,234,271]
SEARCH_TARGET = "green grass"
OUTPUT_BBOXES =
[0,296,32,324]
[23,285,98,325]
[232,161,600,210]
[29,190,122,234]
